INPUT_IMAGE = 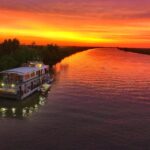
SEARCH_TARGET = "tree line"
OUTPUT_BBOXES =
[0,38,91,71]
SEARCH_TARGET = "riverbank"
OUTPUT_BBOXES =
[119,47,150,55]
[0,39,94,71]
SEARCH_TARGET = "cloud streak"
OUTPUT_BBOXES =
[0,0,150,19]
[0,0,150,47]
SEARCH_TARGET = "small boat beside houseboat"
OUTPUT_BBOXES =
[0,62,52,100]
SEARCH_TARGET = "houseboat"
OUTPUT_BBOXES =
[0,62,52,100]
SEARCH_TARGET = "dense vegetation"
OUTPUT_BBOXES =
[119,48,150,55]
[0,39,92,71]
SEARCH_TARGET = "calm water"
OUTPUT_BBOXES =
[0,48,150,150]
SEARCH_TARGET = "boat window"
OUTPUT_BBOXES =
[0,73,21,84]
[24,74,30,80]
[36,71,40,76]
[40,70,43,75]
[31,72,35,78]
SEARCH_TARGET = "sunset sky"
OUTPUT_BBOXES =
[0,0,150,47]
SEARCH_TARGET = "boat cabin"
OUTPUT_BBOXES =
[0,62,50,100]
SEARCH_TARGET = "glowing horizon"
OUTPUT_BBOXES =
[0,0,150,47]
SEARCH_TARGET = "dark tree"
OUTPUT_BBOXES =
[1,38,20,54]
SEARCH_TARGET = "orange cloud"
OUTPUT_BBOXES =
[0,0,150,47]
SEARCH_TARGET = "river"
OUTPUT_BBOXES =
[0,48,150,150]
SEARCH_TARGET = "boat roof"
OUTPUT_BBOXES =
[0,66,48,75]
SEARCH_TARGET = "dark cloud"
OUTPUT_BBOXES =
[0,0,150,22]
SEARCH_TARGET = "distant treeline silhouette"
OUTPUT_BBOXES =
[0,38,92,71]
[119,48,150,55]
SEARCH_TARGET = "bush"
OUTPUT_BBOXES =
[0,55,17,70]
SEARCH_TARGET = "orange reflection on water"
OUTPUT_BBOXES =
[57,48,150,90]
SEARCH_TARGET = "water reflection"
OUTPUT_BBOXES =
[0,93,47,119]
[0,67,56,119]
[0,48,149,149]
[53,63,69,74]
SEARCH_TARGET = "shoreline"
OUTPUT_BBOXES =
[47,46,95,67]
[119,48,150,55]
[0,38,95,71]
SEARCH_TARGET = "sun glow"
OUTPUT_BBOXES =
[0,0,150,47]
[0,27,113,45]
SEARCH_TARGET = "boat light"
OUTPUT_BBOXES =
[1,83,5,87]
[1,108,7,112]
[37,63,42,68]
[11,84,15,88]
[12,108,16,113]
